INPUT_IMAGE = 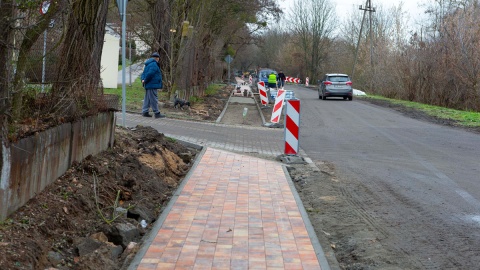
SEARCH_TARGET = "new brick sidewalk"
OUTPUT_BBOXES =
[128,148,326,269]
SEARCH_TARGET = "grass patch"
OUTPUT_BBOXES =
[359,95,480,127]
[0,218,13,229]
[165,137,177,143]
[205,83,224,96]
[118,59,133,70]
[103,77,169,112]
[189,96,203,103]
[104,81,227,112]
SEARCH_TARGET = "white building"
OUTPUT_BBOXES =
[100,32,120,89]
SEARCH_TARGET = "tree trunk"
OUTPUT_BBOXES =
[52,0,109,116]
[150,0,172,97]
[0,0,15,165]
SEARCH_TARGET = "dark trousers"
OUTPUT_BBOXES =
[142,89,160,114]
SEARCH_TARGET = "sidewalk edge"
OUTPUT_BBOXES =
[282,164,332,270]
[216,93,233,123]
[127,146,208,270]
[253,93,267,126]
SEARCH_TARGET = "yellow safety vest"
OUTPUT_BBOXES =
[268,74,277,84]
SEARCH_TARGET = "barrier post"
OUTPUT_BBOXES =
[305,77,309,86]
[284,99,300,155]
[270,89,286,123]
[258,81,268,106]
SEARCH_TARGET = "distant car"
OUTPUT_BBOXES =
[319,73,353,100]
[258,68,277,88]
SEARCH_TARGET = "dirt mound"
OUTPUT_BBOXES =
[0,126,198,270]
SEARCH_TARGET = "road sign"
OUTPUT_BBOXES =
[40,1,50,15]
[224,55,233,63]
[116,0,127,21]
[286,76,301,83]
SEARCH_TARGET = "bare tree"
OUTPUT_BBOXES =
[338,2,411,94]
[256,29,286,69]
[286,0,335,82]
[145,0,281,99]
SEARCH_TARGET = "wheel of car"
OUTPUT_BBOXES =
[348,96,353,101]
[318,90,322,99]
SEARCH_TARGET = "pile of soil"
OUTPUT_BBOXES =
[0,126,199,270]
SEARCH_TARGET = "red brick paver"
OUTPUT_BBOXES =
[136,148,321,269]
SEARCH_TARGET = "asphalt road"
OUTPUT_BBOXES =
[289,84,480,269]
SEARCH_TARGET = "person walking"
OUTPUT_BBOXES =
[277,70,286,88]
[141,52,165,118]
[268,71,278,90]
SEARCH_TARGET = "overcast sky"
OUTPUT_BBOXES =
[279,0,428,29]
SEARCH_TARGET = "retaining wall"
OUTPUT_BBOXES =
[0,112,116,221]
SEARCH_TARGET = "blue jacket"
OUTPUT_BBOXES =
[141,58,163,89]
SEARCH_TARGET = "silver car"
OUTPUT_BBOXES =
[319,73,353,100]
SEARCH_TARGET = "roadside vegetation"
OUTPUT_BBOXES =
[358,95,480,128]
[104,77,225,111]
[237,0,480,113]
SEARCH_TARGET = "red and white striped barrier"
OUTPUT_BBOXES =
[257,81,268,106]
[285,76,301,83]
[305,77,309,86]
[284,99,300,155]
[249,75,253,85]
[271,89,286,123]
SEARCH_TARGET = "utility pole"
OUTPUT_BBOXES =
[351,0,375,82]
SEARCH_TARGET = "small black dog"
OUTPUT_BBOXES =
[173,94,191,109]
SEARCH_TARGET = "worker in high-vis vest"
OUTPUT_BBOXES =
[268,72,277,90]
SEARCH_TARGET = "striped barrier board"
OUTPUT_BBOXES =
[285,77,301,83]
[284,99,300,155]
[258,81,268,105]
[271,89,286,123]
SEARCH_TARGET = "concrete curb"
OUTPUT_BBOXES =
[174,137,204,151]
[216,92,233,123]
[253,93,267,126]
[282,165,332,270]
